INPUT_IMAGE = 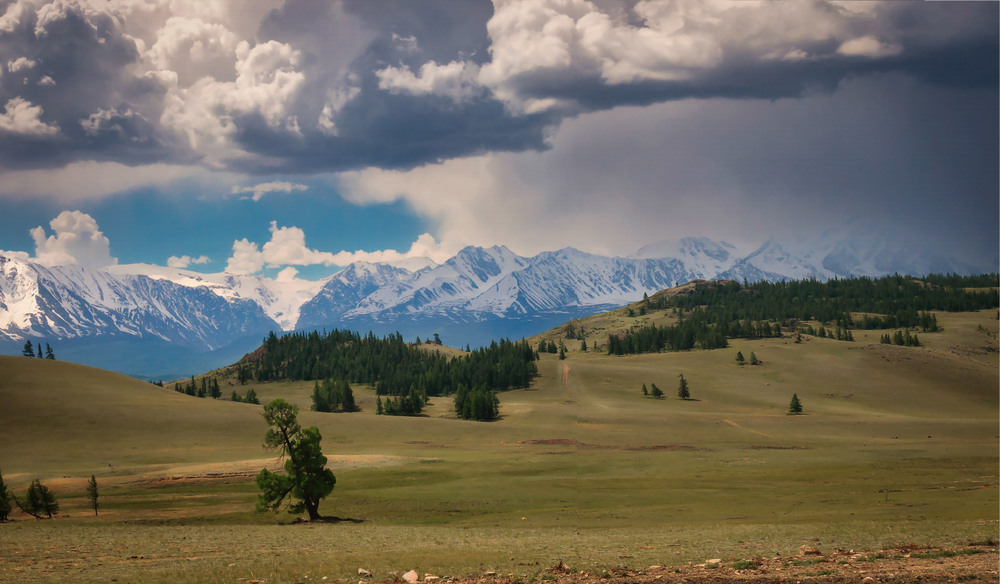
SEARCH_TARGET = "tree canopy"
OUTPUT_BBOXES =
[255,399,336,521]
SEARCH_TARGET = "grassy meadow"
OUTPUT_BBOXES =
[1,308,997,583]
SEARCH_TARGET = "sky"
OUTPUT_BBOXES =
[0,0,996,280]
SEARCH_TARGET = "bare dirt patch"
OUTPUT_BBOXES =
[40,456,429,490]
[454,547,999,584]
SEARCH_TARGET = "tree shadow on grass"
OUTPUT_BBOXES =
[289,516,365,524]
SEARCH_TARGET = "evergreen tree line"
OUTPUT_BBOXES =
[798,324,855,341]
[231,388,260,404]
[644,274,998,327]
[376,387,427,417]
[240,330,537,399]
[880,330,921,347]
[854,311,938,332]
[611,274,997,356]
[607,311,732,355]
[20,340,55,360]
[311,378,357,412]
[173,375,222,399]
[453,384,500,421]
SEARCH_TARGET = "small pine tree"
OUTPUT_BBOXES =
[86,475,99,516]
[0,469,11,522]
[641,383,648,396]
[18,479,58,518]
[311,381,330,412]
[245,389,260,405]
[22,340,34,357]
[231,390,242,402]
[376,396,384,415]
[651,383,663,398]
[45,343,55,360]
[749,352,759,365]
[788,393,803,415]
[580,339,588,352]
[210,377,221,399]
[677,374,690,400]
[558,344,567,360]
[736,351,745,365]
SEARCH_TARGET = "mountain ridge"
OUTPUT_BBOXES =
[0,233,991,378]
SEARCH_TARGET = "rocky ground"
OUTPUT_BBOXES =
[362,546,999,584]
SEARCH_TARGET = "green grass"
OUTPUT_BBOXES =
[0,309,997,583]
[910,549,986,559]
[730,560,757,570]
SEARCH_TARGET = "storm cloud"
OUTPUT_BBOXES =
[0,0,994,174]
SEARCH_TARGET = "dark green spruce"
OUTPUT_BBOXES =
[609,274,997,356]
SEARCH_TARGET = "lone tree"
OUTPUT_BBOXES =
[736,351,745,365]
[749,352,760,365]
[15,479,58,519]
[788,393,803,415]
[255,399,336,521]
[677,374,690,400]
[22,340,34,357]
[86,475,99,516]
[0,469,11,522]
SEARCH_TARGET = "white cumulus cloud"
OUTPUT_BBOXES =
[7,56,36,73]
[0,97,60,136]
[225,221,337,274]
[160,39,305,165]
[31,210,117,269]
[225,222,447,275]
[166,254,211,268]
[147,16,240,86]
[376,60,482,103]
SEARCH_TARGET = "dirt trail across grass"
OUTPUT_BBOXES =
[40,455,424,491]
[721,419,771,438]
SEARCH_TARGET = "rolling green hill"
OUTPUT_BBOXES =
[1,287,997,583]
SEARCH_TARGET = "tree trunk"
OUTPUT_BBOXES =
[305,498,321,521]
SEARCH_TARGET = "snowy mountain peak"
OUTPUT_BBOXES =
[631,237,739,278]
[2,232,990,378]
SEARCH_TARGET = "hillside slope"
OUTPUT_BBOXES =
[0,305,996,583]
[0,356,267,476]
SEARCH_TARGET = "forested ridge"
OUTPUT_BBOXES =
[609,273,998,356]
[238,329,537,400]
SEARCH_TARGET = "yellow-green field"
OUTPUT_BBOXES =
[1,310,997,584]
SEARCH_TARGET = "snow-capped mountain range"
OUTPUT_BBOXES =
[0,233,990,379]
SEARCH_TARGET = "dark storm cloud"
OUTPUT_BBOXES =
[0,1,180,169]
[490,1,998,114]
[0,0,995,175]
[225,0,551,173]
